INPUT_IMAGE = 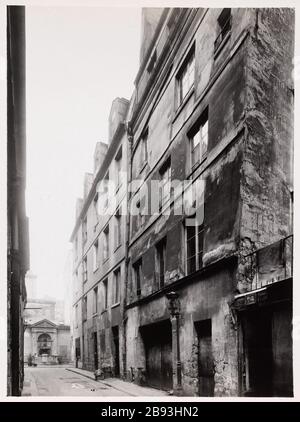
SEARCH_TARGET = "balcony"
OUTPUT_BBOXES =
[236,235,293,298]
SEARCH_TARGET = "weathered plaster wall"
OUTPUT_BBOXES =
[126,264,238,395]
[240,8,294,250]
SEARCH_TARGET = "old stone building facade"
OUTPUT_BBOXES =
[71,98,129,375]
[71,8,294,397]
[7,6,30,396]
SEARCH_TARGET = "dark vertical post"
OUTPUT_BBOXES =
[7,5,27,396]
[166,291,182,395]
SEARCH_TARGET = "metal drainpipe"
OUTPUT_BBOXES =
[122,121,133,380]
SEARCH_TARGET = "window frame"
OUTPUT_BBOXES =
[155,237,167,289]
[114,208,122,249]
[93,192,99,226]
[103,224,110,262]
[214,8,232,55]
[93,286,98,315]
[133,258,142,297]
[138,128,148,174]
[82,216,88,245]
[93,239,99,272]
[136,197,146,228]
[159,158,171,211]
[102,278,108,311]
[83,256,88,283]
[103,171,109,210]
[115,146,123,191]
[113,267,121,305]
[176,45,195,108]
[185,219,204,275]
[188,108,209,172]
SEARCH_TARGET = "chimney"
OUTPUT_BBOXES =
[94,142,108,177]
[83,173,93,200]
[108,97,129,144]
[139,8,164,64]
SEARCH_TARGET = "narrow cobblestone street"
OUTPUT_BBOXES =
[22,366,168,397]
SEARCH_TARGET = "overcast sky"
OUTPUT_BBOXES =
[26,6,141,299]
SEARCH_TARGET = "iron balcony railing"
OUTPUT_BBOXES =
[238,235,293,293]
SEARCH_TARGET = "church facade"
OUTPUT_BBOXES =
[24,319,71,364]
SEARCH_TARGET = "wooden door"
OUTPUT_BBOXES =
[143,320,172,390]
[195,319,215,396]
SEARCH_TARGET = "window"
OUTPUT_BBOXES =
[102,278,108,310]
[103,225,109,261]
[147,50,157,74]
[115,147,122,190]
[189,109,208,170]
[114,209,122,249]
[82,296,87,321]
[176,47,195,107]
[93,240,99,272]
[103,171,109,209]
[214,8,231,53]
[113,268,121,304]
[82,217,87,244]
[159,158,171,210]
[93,193,99,225]
[133,259,142,297]
[138,128,148,173]
[93,286,98,315]
[156,237,167,289]
[83,257,87,283]
[136,192,146,227]
[185,221,204,275]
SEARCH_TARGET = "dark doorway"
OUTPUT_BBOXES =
[141,320,173,391]
[112,326,120,377]
[195,319,214,396]
[241,307,273,396]
[37,333,52,356]
[240,302,293,397]
[75,337,80,368]
[93,332,98,370]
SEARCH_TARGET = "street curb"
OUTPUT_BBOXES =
[66,368,136,397]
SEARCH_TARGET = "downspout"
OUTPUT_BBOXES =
[122,120,134,380]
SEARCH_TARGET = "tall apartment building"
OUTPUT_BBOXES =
[71,8,294,397]
[71,98,129,374]
[7,6,29,396]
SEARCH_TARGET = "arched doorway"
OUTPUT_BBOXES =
[37,333,52,356]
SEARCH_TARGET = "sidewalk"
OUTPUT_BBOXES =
[22,370,38,396]
[66,367,169,397]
